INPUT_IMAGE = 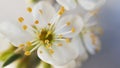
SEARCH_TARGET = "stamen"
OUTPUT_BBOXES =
[34,20,39,24]
[58,43,63,46]
[48,31,52,35]
[26,7,32,13]
[48,23,51,26]
[46,31,52,37]
[22,25,28,30]
[45,40,49,44]
[90,33,96,45]
[90,9,99,15]
[19,44,25,48]
[24,51,31,56]
[58,6,65,15]
[71,27,75,33]
[46,44,51,49]
[26,41,32,46]
[65,38,71,43]
[66,22,71,26]
[39,9,43,14]
[49,49,54,54]
[18,17,24,23]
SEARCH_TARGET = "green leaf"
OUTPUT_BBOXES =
[2,53,22,67]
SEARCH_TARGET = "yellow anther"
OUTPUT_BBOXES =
[71,27,75,32]
[46,44,51,49]
[34,20,39,24]
[48,31,52,35]
[90,9,99,15]
[26,7,32,13]
[18,17,24,23]
[90,33,96,45]
[19,44,24,48]
[24,51,31,56]
[45,40,49,44]
[65,38,71,43]
[58,43,63,46]
[58,6,65,15]
[59,34,63,39]
[26,41,32,46]
[49,49,54,54]
[95,46,101,52]
[22,25,28,30]
[48,23,51,26]
[40,50,43,54]
[39,9,43,14]
[66,22,71,26]
[46,31,52,37]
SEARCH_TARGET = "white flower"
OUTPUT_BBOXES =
[56,0,106,11]
[80,11,102,55]
[81,30,101,55]
[0,1,84,66]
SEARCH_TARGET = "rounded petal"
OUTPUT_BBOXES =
[32,1,56,27]
[82,31,101,55]
[0,33,10,51]
[0,21,34,47]
[53,60,76,68]
[78,0,106,11]
[37,38,80,66]
[55,14,84,38]
[56,0,77,10]
[73,36,88,62]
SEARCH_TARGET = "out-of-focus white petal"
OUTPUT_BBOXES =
[0,21,34,47]
[82,31,101,55]
[78,0,106,11]
[53,60,76,68]
[73,36,88,62]
[56,0,77,10]
[37,38,79,66]
[55,14,84,38]
[32,1,56,27]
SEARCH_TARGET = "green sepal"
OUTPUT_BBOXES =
[2,53,22,67]
[0,45,16,61]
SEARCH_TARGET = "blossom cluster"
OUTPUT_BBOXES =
[0,0,105,68]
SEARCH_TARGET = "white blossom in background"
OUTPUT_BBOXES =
[0,1,86,66]
[56,0,106,11]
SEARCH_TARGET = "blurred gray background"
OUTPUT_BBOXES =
[0,0,120,68]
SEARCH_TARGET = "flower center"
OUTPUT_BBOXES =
[39,29,54,44]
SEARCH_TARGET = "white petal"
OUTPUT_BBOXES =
[0,21,34,47]
[73,36,88,62]
[53,60,76,68]
[0,33,10,51]
[32,1,56,27]
[55,14,84,38]
[56,0,77,10]
[82,31,101,55]
[37,38,79,66]
[78,0,106,11]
